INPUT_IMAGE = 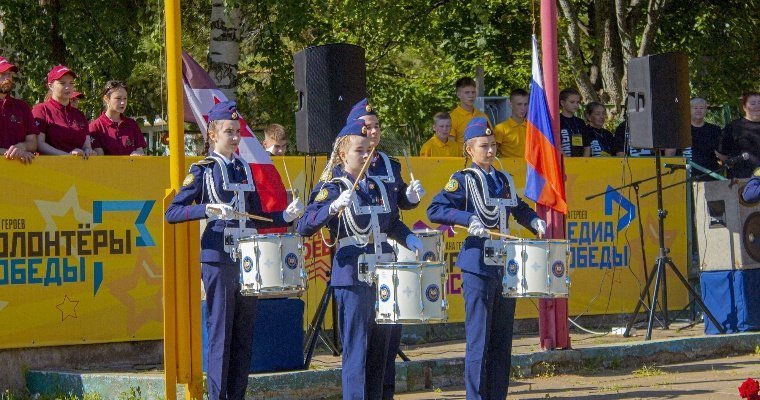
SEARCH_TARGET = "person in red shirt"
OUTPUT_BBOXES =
[0,56,37,164]
[90,80,146,156]
[70,91,84,109]
[33,65,96,159]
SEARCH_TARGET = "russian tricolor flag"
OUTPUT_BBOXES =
[524,35,567,214]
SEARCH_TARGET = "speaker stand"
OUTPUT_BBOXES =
[623,153,725,339]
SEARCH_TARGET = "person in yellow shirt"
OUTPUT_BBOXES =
[420,112,460,157]
[494,88,529,158]
[449,77,487,144]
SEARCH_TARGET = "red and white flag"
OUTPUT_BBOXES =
[181,52,288,233]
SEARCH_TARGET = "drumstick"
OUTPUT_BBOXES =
[281,155,298,200]
[453,225,522,240]
[233,210,274,222]
[337,146,377,219]
[402,149,415,182]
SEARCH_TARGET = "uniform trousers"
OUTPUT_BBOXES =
[382,324,403,399]
[334,284,392,400]
[462,270,516,400]
[202,261,258,400]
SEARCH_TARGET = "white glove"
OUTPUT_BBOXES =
[405,180,426,203]
[205,203,235,220]
[329,189,354,215]
[283,198,305,222]
[468,216,489,238]
[531,218,547,237]
[405,234,424,254]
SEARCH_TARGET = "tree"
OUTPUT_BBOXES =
[558,0,672,110]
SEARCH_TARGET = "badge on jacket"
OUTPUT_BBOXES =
[444,178,458,192]
[315,189,329,202]
[183,173,194,187]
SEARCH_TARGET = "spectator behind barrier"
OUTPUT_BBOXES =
[559,88,588,157]
[718,91,760,178]
[70,91,84,109]
[262,123,288,156]
[494,88,529,158]
[419,112,459,157]
[449,77,487,144]
[583,102,624,157]
[0,56,37,165]
[33,65,96,159]
[686,97,723,180]
[90,80,146,156]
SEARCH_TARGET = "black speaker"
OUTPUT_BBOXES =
[294,44,366,154]
[626,52,691,149]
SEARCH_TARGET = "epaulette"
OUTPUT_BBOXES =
[754,167,760,178]
[187,158,214,172]
[193,158,215,167]
[387,156,401,165]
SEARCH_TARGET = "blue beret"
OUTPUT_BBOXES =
[346,98,374,123]
[336,118,367,139]
[208,101,239,122]
[463,116,493,142]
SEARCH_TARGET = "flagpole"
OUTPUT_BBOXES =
[539,0,571,351]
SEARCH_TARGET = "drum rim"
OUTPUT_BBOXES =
[376,262,446,269]
[239,233,301,241]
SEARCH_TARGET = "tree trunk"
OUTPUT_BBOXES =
[558,0,598,103]
[42,0,66,65]
[595,0,625,108]
[209,0,241,101]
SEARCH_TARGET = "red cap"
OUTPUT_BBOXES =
[0,57,18,73]
[71,91,85,99]
[47,65,77,84]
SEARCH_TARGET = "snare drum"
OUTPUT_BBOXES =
[390,229,444,262]
[501,239,570,298]
[237,233,307,298]
[374,262,448,324]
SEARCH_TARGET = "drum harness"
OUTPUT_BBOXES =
[203,154,257,259]
[462,168,521,270]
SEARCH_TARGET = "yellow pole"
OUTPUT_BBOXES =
[164,0,203,399]
[165,0,184,191]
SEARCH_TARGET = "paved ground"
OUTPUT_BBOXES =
[397,353,760,399]
[310,320,706,369]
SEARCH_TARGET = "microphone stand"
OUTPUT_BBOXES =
[585,169,677,323]
[624,153,725,339]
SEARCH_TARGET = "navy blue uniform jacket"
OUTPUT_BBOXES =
[427,166,538,278]
[297,170,413,286]
[164,157,288,263]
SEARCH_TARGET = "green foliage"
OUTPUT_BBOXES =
[2,0,757,155]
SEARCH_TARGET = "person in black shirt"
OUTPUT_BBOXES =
[583,102,623,157]
[559,88,589,157]
[718,91,760,178]
[686,98,722,180]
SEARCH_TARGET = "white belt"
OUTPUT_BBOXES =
[337,233,387,249]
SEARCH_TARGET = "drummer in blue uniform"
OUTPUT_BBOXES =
[743,167,760,203]
[297,118,423,400]
[165,101,304,400]
[427,116,546,400]
[326,98,426,399]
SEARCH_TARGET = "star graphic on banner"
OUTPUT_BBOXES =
[34,186,92,231]
[107,248,163,332]
[56,295,79,321]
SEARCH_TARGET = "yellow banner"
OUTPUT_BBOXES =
[0,156,687,349]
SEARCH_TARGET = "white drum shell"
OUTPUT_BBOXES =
[375,262,448,324]
[390,229,443,262]
[502,240,570,298]
[237,234,306,298]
